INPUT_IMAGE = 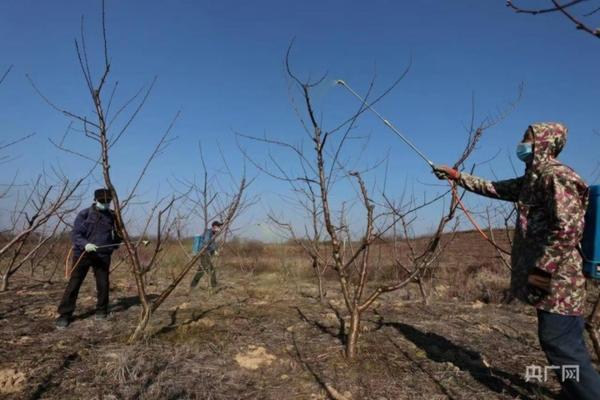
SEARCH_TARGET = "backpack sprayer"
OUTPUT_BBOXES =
[582,186,600,279]
[192,234,204,255]
[192,233,220,256]
[336,79,600,279]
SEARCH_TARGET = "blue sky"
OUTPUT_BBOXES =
[1,0,599,239]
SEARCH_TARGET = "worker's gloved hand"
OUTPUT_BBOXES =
[214,250,220,257]
[85,243,98,253]
[527,268,552,294]
[433,165,460,181]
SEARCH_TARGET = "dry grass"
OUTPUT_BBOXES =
[3,230,597,399]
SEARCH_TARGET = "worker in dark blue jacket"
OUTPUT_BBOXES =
[56,188,121,328]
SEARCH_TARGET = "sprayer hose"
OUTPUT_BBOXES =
[449,179,512,257]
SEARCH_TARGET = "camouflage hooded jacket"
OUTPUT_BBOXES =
[456,123,589,315]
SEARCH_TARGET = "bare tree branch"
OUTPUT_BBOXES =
[507,0,600,39]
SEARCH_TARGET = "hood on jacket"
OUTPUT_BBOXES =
[528,122,567,171]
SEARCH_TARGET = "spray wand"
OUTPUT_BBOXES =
[335,80,435,169]
[336,80,510,258]
[65,240,151,279]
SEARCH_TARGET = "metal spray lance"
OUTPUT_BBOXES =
[335,79,435,169]
[336,80,513,258]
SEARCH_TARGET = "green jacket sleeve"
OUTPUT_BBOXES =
[457,173,523,202]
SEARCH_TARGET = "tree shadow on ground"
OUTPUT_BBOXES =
[290,331,343,400]
[385,321,554,399]
[187,284,234,296]
[28,351,80,400]
[72,294,159,321]
[295,305,347,346]
[154,297,249,336]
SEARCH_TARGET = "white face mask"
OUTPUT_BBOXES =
[96,201,110,211]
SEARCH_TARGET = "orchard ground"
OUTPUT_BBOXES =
[1,231,598,399]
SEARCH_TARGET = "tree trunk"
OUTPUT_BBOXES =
[314,260,325,303]
[0,274,8,292]
[417,278,429,305]
[128,305,152,343]
[317,272,325,303]
[346,309,361,359]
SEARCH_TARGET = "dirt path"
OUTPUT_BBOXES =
[0,269,571,399]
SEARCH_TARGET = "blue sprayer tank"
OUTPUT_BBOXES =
[582,185,600,279]
[192,234,204,255]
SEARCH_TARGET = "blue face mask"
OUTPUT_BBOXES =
[516,143,533,162]
[96,201,110,211]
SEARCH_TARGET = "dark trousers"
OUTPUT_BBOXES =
[190,254,217,289]
[537,309,600,400]
[58,254,110,316]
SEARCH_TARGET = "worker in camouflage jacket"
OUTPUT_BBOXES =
[435,123,600,399]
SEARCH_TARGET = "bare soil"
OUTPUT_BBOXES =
[1,233,597,399]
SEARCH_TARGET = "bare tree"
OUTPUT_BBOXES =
[0,65,12,86]
[0,65,36,188]
[507,0,600,39]
[259,137,331,302]
[0,173,82,290]
[0,133,36,166]
[30,226,72,284]
[238,43,518,359]
[268,192,330,303]
[29,1,248,341]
